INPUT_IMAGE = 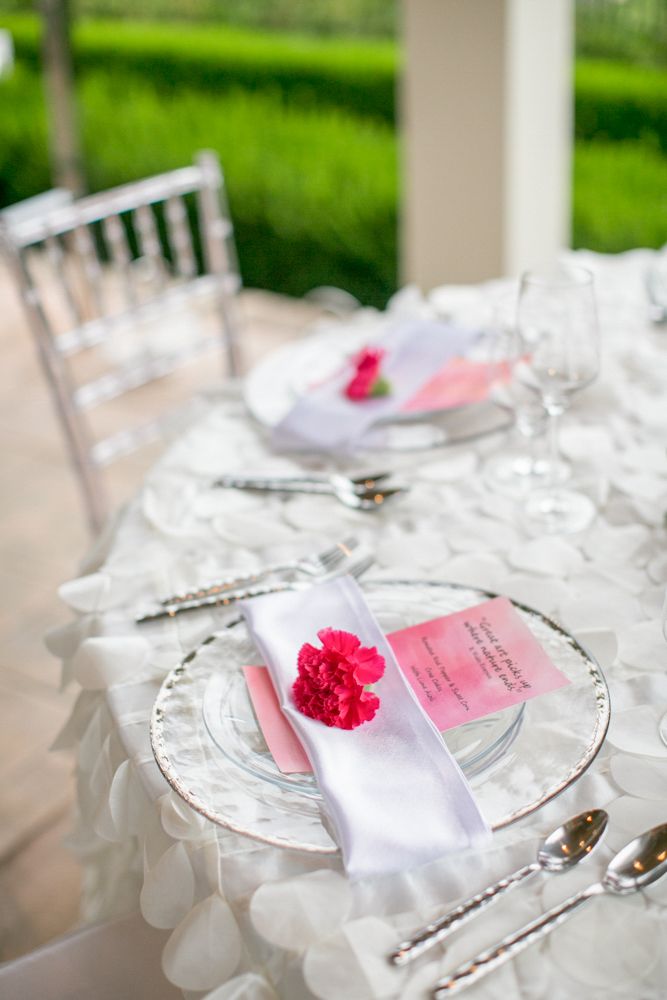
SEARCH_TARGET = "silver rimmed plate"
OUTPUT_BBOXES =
[150,581,610,854]
[242,325,512,450]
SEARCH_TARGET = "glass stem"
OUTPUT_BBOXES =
[546,407,561,492]
[528,425,542,476]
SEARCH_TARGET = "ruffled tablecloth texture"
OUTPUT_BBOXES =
[50,250,667,999]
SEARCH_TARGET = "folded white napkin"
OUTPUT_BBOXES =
[241,576,490,879]
[271,320,478,453]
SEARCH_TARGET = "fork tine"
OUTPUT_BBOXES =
[323,535,358,556]
[362,485,406,498]
[376,487,407,499]
[350,472,392,486]
[357,486,407,508]
[319,536,359,566]
[320,549,347,569]
[348,553,374,579]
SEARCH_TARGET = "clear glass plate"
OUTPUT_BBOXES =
[242,327,512,450]
[151,581,610,855]
[201,660,525,800]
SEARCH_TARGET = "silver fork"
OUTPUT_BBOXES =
[159,536,359,607]
[335,483,406,510]
[135,547,375,624]
[212,474,407,511]
[213,471,391,494]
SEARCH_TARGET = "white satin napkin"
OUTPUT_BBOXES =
[271,319,478,453]
[241,576,490,879]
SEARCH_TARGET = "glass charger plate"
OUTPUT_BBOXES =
[202,671,524,800]
[242,326,512,451]
[150,581,610,854]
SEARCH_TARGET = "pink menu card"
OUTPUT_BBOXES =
[401,357,494,412]
[243,596,570,774]
[312,356,497,413]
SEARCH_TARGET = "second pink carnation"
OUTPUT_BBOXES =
[344,347,390,400]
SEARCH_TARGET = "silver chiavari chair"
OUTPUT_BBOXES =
[0,151,241,534]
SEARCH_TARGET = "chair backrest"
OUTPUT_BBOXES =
[0,187,74,230]
[0,150,241,533]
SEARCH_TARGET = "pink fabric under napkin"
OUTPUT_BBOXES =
[240,576,490,880]
[271,320,479,453]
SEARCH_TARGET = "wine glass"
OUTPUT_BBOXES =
[484,312,569,496]
[515,265,600,534]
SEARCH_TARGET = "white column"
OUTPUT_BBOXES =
[401,0,573,290]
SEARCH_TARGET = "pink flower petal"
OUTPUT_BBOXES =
[351,645,385,685]
[318,627,361,658]
[344,347,385,401]
[297,642,321,670]
[336,687,380,729]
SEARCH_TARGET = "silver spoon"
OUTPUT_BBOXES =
[390,808,608,966]
[432,820,667,996]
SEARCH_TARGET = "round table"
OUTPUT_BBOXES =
[51,249,667,999]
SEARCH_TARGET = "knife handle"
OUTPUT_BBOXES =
[213,475,331,495]
[390,863,539,966]
[160,567,284,606]
[136,580,293,623]
[431,886,600,996]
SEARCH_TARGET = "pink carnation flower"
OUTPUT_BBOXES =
[293,627,386,729]
[344,347,389,400]
[335,685,381,730]
[292,676,342,728]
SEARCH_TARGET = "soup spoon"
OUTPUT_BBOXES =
[390,808,608,966]
[432,821,667,996]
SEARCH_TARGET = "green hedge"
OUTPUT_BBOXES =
[575,1,667,67]
[0,70,48,207]
[573,139,667,251]
[1,14,667,306]
[1,14,398,124]
[0,0,397,37]
[0,66,398,306]
[575,60,667,151]
[5,13,667,145]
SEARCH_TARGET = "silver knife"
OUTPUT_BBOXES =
[136,579,297,623]
[135,550,374,624]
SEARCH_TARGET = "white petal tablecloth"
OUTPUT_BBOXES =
[51,249,667,999]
